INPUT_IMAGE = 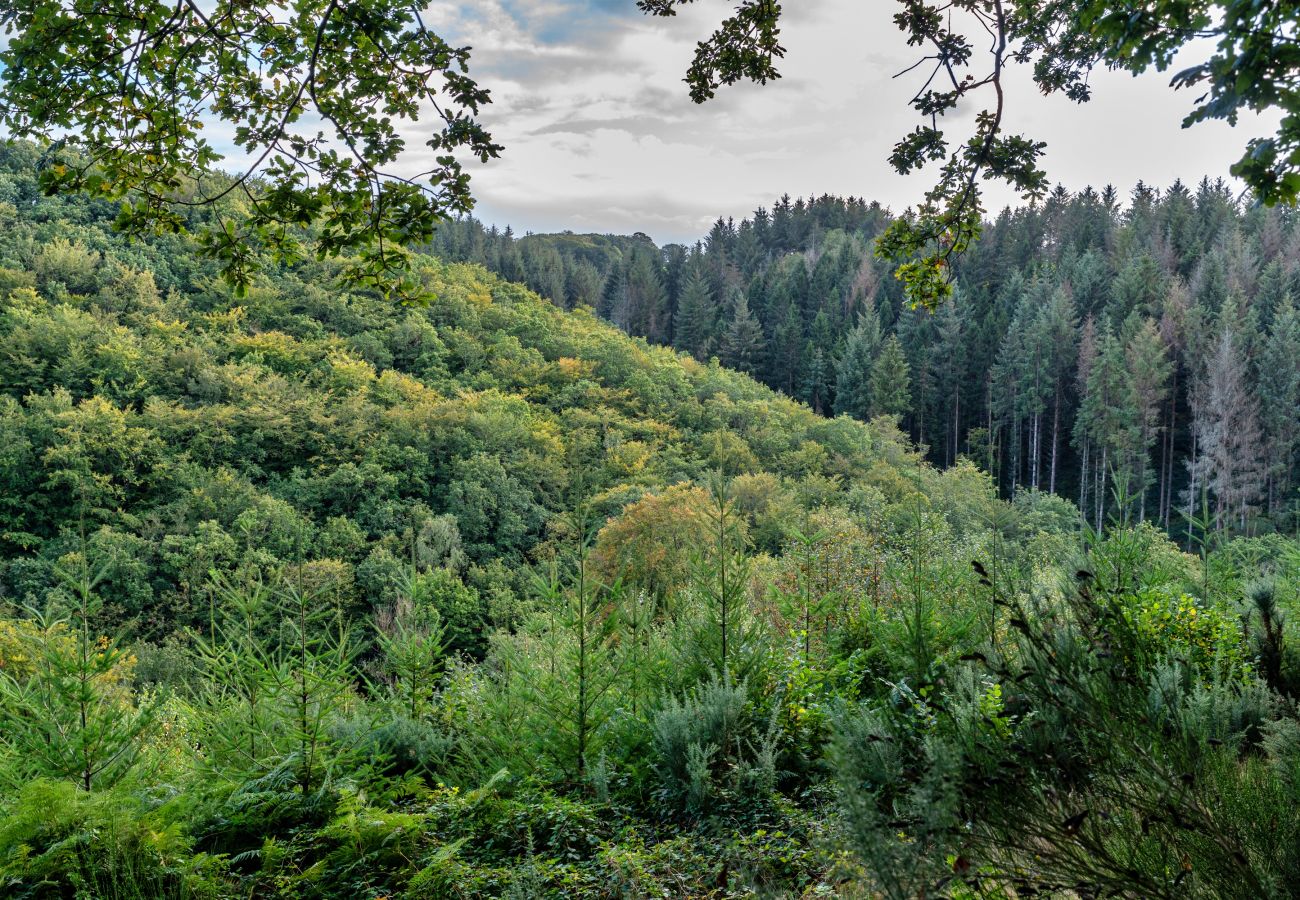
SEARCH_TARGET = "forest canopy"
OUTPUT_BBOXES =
[1,141,1300,897]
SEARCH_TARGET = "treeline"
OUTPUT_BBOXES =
[430,183,1300,536]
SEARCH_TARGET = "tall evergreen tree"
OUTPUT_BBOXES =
[1123,316,1172,521]
[868,335,911,420]
[719,291,765,375]
[1191,326,1266,530]
[931,300,967,466]
[674,266,716,360]
[833,306,882,420]
[1259,297,1300,519]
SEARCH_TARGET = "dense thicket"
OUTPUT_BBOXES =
[4,140,1300,898]
[431,182,1300,537]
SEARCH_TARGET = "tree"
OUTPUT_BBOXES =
[643,0,1300,307]
[0,0,501,302]
[834,305,883,420]
[931,299,968,466]
[192,570,355,793]
[1036,287,1078,494]
[1259,297,1300,519]
[617,247,671,343]
[1075,327,1138,527]
[673,266,716,360]
[868,334,912,420]
[719,290,765,374]
[1192,326,1266,530]
[372,571,450,722]
[1123,316,1171,521]
[523,502,623,778]
[690,474,755,678]
[802,345,832,415]
[0,550,155,791]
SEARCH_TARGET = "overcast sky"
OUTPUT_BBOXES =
[420,0,1281,245]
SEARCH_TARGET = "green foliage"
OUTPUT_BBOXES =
[0,0,500,301]
[3,149,1300,897]
[644,0,1300,308]
[0,549,155,792]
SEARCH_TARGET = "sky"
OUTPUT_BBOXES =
[417,0,1281,245]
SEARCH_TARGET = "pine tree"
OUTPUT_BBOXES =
[868,334,911,420]
[1192,326,1266,530]
[192,571,355,792]
[1123,316,1171,521]
[1258,297,1300,519]
[834,305,882,420]
[1037,287,1078,494]
[768,301,805,394]
[1076,327,1138,527]
[931,300,967,466]
[525,501,622,777]
[719,291,765,374]
[622,248,670,343]
[673,266,715,360]
[802,344,831,414]
[0,548,155,791]
[690,474,755,678]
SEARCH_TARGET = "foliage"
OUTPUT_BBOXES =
[0,0,500,302]
[642,0,1300,308]
[1,149,1300,897]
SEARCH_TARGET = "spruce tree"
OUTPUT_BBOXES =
[1193,326,1266,530]
[1258,297,1300,520]
[673,266,716,360]
[1123,316,1171,521]
[519,500,623,779]
[931,300,967,466]
[719,291,765,374]
[867,334,912,420]
[802,344,831,414]
[834,306,882,420]
[0,549,155,791]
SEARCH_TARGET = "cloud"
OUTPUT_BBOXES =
[411,0,1281,244]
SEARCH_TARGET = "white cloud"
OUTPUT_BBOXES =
[419,0,1281,243]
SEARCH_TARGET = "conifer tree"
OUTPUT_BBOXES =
[1075,327,1136,526]
[1037,287,1078,494]
[691,474,755,678]
[868,335,912,420]
[802,345,831,414]
[1193,326,1266,530]
[1123,316,1171,521]
[1259,297,1300,520]
[622,248,671,343]
[524,501,623,778]
[192,571,355,793]
[931,300,967,466]
[719,291,765,374]
[673,266,715,360]
[767,302,805,394]
[0,549,154,791]
[834,306,882,420]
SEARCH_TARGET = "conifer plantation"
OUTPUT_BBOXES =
[3,0,1300,896]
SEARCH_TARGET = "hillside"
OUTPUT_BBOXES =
[431,185,1300,538]
[0,142,1020,642]
[2,141,1300,898]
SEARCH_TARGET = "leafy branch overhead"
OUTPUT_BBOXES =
[0,0,501,303]
[642,0,1300,309]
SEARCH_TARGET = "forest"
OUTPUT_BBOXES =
[429,181,1300,538]
[1,136,1300,897]
[3,0,1300,894]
